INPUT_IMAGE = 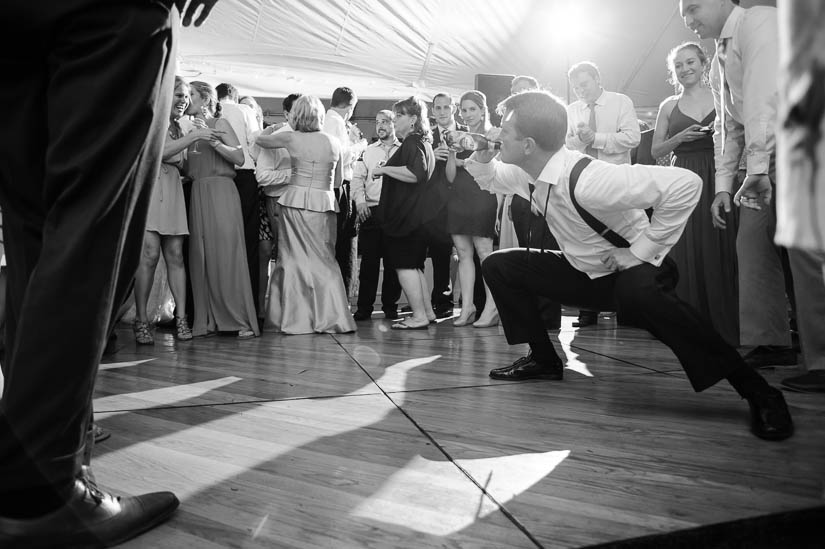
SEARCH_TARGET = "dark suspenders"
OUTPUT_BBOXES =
[567,157,631,249]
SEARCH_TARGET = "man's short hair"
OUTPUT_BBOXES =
[432,92,454,105]
[331,87,356,108]
[282,93,301,113]
[567,61,600,82]
[497,90,567,153]
[216,83,238,101]
[376,109,394,121]
[511,75,539,90]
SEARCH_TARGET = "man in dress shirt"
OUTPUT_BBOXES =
[216,83,261,317]
[565,61,641,327]
[253,93,300,271]
[323,86,367,296]
[351,110,402,321]
[681,0,824,372]
[464,90,792,441]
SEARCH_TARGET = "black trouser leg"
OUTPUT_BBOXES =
[356,215,381,314]
[483,250,742,391]
[428,232,453,310]
[335,182,356,295]
[511,196,562,328]
[234,169,260,315]
[0,1,177,494]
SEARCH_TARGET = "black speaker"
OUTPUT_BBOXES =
[474,73,514,126]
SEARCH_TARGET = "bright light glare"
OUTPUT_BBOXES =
[554,3,589,44]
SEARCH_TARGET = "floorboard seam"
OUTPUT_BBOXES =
[332,335,547,549]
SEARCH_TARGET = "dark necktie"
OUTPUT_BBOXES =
[585,102,597,158]
[716,38,730,153]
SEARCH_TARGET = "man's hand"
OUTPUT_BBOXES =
[433,142,450,162]
[576,122,595,144]
[600,249,643,272]
[710,191,732,229]
[175,0,218,27]
[355,202,371,223]
[733,174,772,211]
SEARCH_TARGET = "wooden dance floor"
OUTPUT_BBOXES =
[93,313,825,548]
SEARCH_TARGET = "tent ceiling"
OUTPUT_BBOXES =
[178,0,769,108]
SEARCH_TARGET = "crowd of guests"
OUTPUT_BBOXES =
[124,3,822,402]
[3,1,824,546]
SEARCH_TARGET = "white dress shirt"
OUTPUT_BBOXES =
[252,124,293,199]
[566,90,640,165]
[464,148,701,278]
[711,5,778,194]
[220,99,259,170]
[323,109,363,181]
[351,138,401,208]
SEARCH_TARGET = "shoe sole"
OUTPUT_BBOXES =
[489,372,563,381]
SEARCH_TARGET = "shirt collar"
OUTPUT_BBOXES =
[535,148,569,187]
[719,5,744,40]
[437,123,457,133]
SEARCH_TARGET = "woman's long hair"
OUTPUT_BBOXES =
[189,80,222,118]
[459,90,492,133]
[666,42,710,93]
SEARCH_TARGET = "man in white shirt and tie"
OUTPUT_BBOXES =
[323,87,367,296]
[681,0,825,380]
[464,90,792,442]
[565,61,641,328]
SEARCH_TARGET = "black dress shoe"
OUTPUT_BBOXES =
[0,469,179,548]
[743,346,797,369]
[352,310,372,321]
[746,387,794,441]
[781,370,825,393]
[572,310,598,328]
[433,306,454,319]
[91,424,111,444]
[382,308,399,320]
[489,355,563,381]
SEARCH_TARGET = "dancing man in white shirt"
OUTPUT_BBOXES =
[464,90,793,441]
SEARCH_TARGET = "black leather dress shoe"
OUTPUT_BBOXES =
[0,469,179,548]
[382,308,400,320]
[746,387,794,441]
[434,306,454,319]
[489,355,563,381]
[572,311,598,328]
[743,346,797,369]
[352,310,372,321]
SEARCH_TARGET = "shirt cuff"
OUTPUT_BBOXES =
[592,133,606,150]
[746,152,770,176]
[714,174,736,194]
[629,234,668,267]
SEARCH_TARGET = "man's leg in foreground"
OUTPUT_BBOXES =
[0,2,180,546]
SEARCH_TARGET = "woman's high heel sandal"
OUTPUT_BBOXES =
[175,316,193,341]
[453,307,476,327]
[133,320,154,345]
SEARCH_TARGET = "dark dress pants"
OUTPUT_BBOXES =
[234,169,260,315]
[356,211,401,314]
[426,225,454,311]
[510,195,562,328]
[0,0,177,493]
[336,182,357,295]
[482,249,743,392]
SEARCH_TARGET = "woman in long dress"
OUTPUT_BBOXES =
[132,76,218,344]
[372,97,437,330]
[186,81,259,339]
[651,42,739,346]
[445,91,500,328]
[256,95,356,334]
